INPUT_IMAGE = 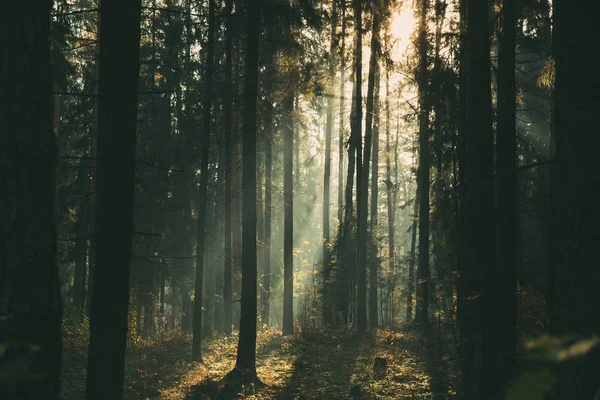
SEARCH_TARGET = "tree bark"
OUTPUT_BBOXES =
[283,93,295,336]
[85,0,142,398]
[464,0,497,396]
[354,0,367,334]
[0,3,62,399]
[222,0,234,335]
[233,0,260,382]
[495,0,517,385]
[415,0,430,325]
[369,65,381,328]
[322,0,337,326]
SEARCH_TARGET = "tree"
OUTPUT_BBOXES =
[369,66,381,328]
[414,0,430,325]
[464,0,497,396]
[548,3,600,397]
[322,0,338,326]
[84,1,142,398]
[353,0,367,334]
[0,2,62,398]
[192,0,215,361]
[222,0,235,336]
[357,0,380,333]
[282,93,295,336]
[229,0,261,385]
[496,0,517,385]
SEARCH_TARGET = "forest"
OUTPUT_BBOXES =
[1,0,599,399]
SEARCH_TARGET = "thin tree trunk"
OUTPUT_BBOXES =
[407,194,418,320]
[191,0,215,361]
[369,66,381,328]
[85,0,142,398]
[496,0,517,385]
[385,59,396,318]
[283,93,295,335]
[322,0,337,325]
[337,0,346,242]
[415,0,430,325]
[354,0,367,334]
[73,163,89,310]
[222,0,234,335]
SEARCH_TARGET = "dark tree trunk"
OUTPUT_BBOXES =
[73,164,89,311]
[222,0,234,335]
[283,93,295,336]
[369,66,381,329]
[455,0,473,394]
[232,0,260,382]
[354,0,367,334]
[464,0,497,397]
[495,0,517,385]
[384,62,396,320]
[337,0,346,245]
[191,0,215,361]
[261,38,274,326]
[0,3,62,399]
[415,0,430,325]
[550,0,600,336]
[84,0,142,398]
[358,2,382,331]
[407,195,418,320]
[322,0,337,326]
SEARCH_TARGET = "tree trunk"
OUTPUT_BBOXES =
[337,0,346,244]
[222,0,234,336]
[464,0,497,396]
[415,0,430,325]
[73,163,89,310]
[384,60,396,320]
[354,0,367,334]
[407,194,418,320]
[233,0,260,382]
[283,93,295,336]
[322,0,337,326]
[84,1,142,398]
[0,3,62,399]
[495,0,517,385]
[369,65,381,328]
[191,0,215,361]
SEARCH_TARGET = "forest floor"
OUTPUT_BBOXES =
[61,322,459,399]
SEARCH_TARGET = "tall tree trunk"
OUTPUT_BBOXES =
[261,37,275,326]
[464,0,497,396]
[407,194,418,320]
[191,0,215,361]
[496,0,517,385]
[415,0,430,325]
[362,2,381,329]
[0,3,62,399]
[550,0,600,336]
[384,59,396,320]
[456,0,473,394]
[85,1,142,398]
[369,66,381,328]
[73,163,89,310]
[231,0,260,383]
[283,93,295,336]
[322,0,337,326]
[222,0,234,335]
[337,0,346,242]
[354,0,367,334]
